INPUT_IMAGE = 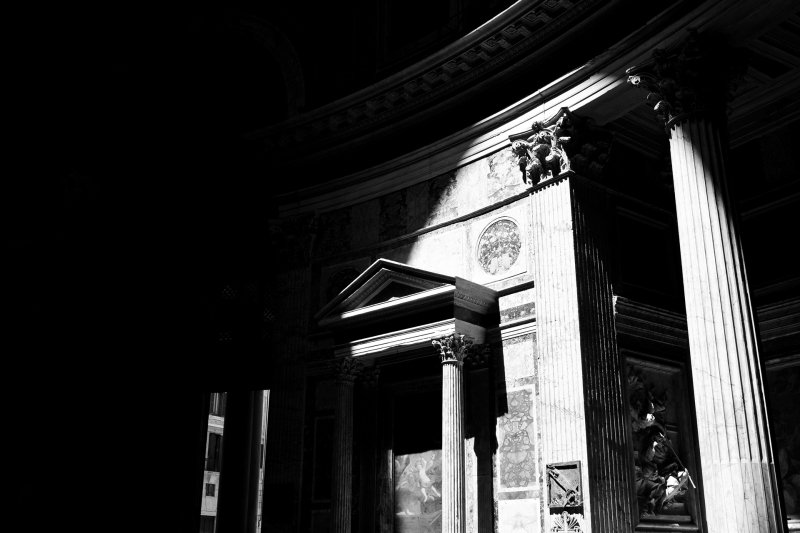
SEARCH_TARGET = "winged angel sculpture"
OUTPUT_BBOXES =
[510,115,573,185]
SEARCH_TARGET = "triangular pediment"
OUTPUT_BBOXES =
[315,259,455,323]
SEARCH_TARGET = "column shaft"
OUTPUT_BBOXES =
[442,359,466,533]
[669,115,783,533]
[332,379,355,533]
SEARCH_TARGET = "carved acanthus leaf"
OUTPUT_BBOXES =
[332,356,363,382]
[432,334,474,363]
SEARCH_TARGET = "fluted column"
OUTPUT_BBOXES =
[433,334,471,533]
[668,114,783,532]
[331,356,363,533]
[628,31,784,533]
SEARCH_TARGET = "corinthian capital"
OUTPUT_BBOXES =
[464,343,492,369]
[626,30,747,127]
[432,334,474,363]
[331,356,363,382]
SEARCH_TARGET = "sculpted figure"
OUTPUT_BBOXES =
[511,116,572,185]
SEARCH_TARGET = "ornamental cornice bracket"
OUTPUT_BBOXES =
[432,333,474,363]
[331,356,363,382]
[626,29,748,129]
[508,107,613,185]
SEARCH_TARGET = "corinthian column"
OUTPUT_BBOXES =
[628,30,784,533]
[432,334,472,533]
[331,356,363,533]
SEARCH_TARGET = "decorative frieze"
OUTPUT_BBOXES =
[626,29,747,127]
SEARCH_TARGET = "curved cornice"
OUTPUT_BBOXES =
[275,0,799,217]
[245,0,607,155]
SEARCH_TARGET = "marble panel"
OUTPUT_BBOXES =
[454,157,491,216]
[428,171,459,227]
[350,199,380,249]
[500,338,535,385]
[499,289,534,315]
[497,498,541,533]
[496,387,537,492]
[406,229,466,278]
[487,149,527,204]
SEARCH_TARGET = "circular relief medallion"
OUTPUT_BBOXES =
[477,219,521,276]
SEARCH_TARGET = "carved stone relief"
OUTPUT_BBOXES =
[546,462,582,509]
[477,219,522,276]
[508,107,613,185]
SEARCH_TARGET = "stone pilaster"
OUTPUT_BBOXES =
[432,334,472,533]
[530,174,634,532]
[331,356,363,533]
[628,31,784,533]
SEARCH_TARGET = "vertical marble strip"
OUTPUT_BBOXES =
[571,181,634,532]
[529,178,590,530]
[443,360,466,533]
[332,380,355,533]
[668,115,783,533]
